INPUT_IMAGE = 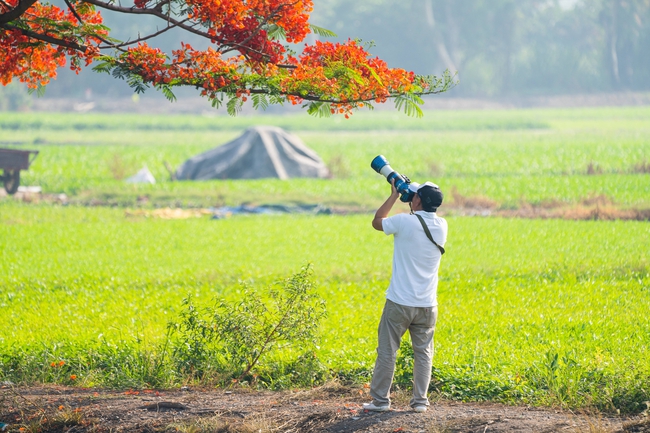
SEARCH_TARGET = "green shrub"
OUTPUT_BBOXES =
[168,265,327,386]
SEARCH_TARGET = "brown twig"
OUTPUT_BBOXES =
[0,0,38,24]
[98,19,187,48]
[246,87,453,104]
[63,0,83,23]
[81,0,214,40]
[0,23,87,51]
[80,0,278,60]
[236,292,300,381]
[61,0,127,52]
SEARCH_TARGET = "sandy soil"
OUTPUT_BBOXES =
[1,384,648,433]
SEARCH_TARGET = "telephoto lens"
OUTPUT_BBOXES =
[370,155,415,202]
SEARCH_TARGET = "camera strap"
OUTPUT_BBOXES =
[415,214,445,255]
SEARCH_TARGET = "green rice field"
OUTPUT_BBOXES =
[1,107,649,208]
[1,107,649,413]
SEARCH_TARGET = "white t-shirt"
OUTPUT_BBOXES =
[382,211,448,307]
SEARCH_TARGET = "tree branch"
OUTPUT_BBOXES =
[81,0,283,62]
[246,88,451,104]
[99,19,186,49]
[61,0,128,53]
[237,291,301,381]
[220,4,284,56]
[0,0,38,24]
[63,0,84,24]
[0,0,14,13]
[81,0,216,40]
[1,23,87,52]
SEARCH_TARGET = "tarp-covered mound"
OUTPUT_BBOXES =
[175,126,329,180]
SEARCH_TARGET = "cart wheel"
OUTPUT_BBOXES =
[4,169,20,195]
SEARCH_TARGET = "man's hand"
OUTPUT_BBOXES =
[372,179,400,231]
[390,178,399,197]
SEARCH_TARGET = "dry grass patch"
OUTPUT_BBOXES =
[449,186,498,210]
[169,415,276,433]
[326,154,348,179]
[501,205,650,221]
[622,416,650,432]
[587,161,604,175]
[580,194,615,207]
[632,160,650,174]
[444,188,650,221]
[278,379,366,403]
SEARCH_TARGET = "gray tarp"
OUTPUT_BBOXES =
[175,126,329,180]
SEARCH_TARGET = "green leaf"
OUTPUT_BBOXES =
[252,94,269,111]
[112,66,128,80]
[92,60,113,74]
[127,75,148,94]
[338,66,364,86]
[269,95,285,106]
[210,94,223,108]
[360,64,383,86]
[267,24,287,40]
[309,24,337,38]
[159,85,177,102]
[394,94,424,118]
[306,102,332,118]
[226,97,243,116]
[27,84,46,98]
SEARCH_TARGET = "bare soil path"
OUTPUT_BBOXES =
[1,385,648,433]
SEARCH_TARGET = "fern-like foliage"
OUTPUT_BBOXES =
[309,24,337,38]
[394,93,424,118]
[252,93,269,110]
[226,97,243,116]
[306,101,332,117]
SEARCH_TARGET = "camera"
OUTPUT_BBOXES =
[371,155,415,202]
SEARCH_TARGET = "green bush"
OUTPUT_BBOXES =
[168,265,327,386]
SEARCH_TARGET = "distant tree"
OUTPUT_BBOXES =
[0,0,455,116]
[314,0,650,97]
[312,0,525,97]
[599,0,650,90]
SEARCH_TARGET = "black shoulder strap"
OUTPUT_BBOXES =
[415,214,445,255]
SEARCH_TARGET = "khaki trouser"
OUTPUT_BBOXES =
[369,299,438,408]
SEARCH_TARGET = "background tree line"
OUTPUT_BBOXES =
[313,0,650,97]
[6,0,650,101]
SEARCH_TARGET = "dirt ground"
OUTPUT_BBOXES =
[1,384,649,433]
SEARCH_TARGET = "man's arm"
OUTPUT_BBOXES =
[372,180,400,231]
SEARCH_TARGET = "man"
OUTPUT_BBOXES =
[363,179,447,413]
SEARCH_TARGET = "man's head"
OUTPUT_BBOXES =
[408,182,443,212]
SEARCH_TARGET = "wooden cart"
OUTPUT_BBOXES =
[0,148,39,195]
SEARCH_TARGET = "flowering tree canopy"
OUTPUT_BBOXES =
[0,0,455,116]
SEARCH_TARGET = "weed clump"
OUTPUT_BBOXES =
[168,265,328,388]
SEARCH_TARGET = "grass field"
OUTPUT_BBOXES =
[1,202,649,412]
[1,107,649,209]
[1,107,649,413]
